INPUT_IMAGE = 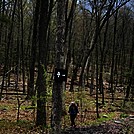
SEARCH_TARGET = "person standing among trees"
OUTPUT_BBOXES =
[68,102,79,127]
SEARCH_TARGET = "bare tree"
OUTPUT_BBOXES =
[124,22,134,104]
[28,0,40,98]
[0,0,17,99]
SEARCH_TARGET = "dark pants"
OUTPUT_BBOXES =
[70,114,77,126]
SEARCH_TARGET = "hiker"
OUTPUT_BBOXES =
[68,102,79,127]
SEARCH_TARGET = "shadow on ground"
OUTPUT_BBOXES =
[62,119,134,134]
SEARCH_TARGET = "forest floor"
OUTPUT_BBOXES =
[0,74,134,133]
[62,117,134,134]
[0,90,134,134]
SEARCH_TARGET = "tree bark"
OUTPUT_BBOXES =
[20,0,25,93]
[99,19,109,104]
[124,22,134,103]
[36,0,50,126]
[28,0,40,98]
[109,10,118,102]
[52,0,65,133]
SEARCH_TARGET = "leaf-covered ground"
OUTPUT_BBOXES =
[62,117,134,134]
[0,117,134,134]
[0,95,134,134]
[0,80,134,134]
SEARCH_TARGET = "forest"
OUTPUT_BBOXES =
[0,0,134,134]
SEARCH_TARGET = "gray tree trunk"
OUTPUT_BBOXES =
[52,0,65,133]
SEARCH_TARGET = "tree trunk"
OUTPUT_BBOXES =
[36,0,49,126]
[90,61,95,95]
[28,0,40,98]
[20,0,25,93]
[109,10,118,102]
[0,0,17,99]
[52,0,65,133]
[95,33,99,118]
[124,23,134,103]
[99,20,109,104]
[0,0,5,47]
[69,65,79,92]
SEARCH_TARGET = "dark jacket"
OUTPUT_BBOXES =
[68,103,79,115]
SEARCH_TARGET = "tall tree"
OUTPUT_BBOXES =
[28,0,40,98]
[124,22,134,103]
[0,0,17,99]
[52,0,65,133]
[65,0,77,70]
[109,10,118,102]
[99,19,109,104]
[36,0,49,126]
[20,0,25,93]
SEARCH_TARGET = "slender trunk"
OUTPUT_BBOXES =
[124,23,134,103]
[0,0,5,46]
[20,0,25,93]
[86,60,90,86]
[110,11,118,102]
[15,23,20,93]
[79,30,98,87]
[69,65,79,92]
[94,1,100,118]
[28,0,40,98]
[95,37,99,118]
[65,0,77,82]
[90,62,95,95]
[95,25,99,118]
[130,23,134,100]
[99,20,109,104]
[0,0,17,99]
